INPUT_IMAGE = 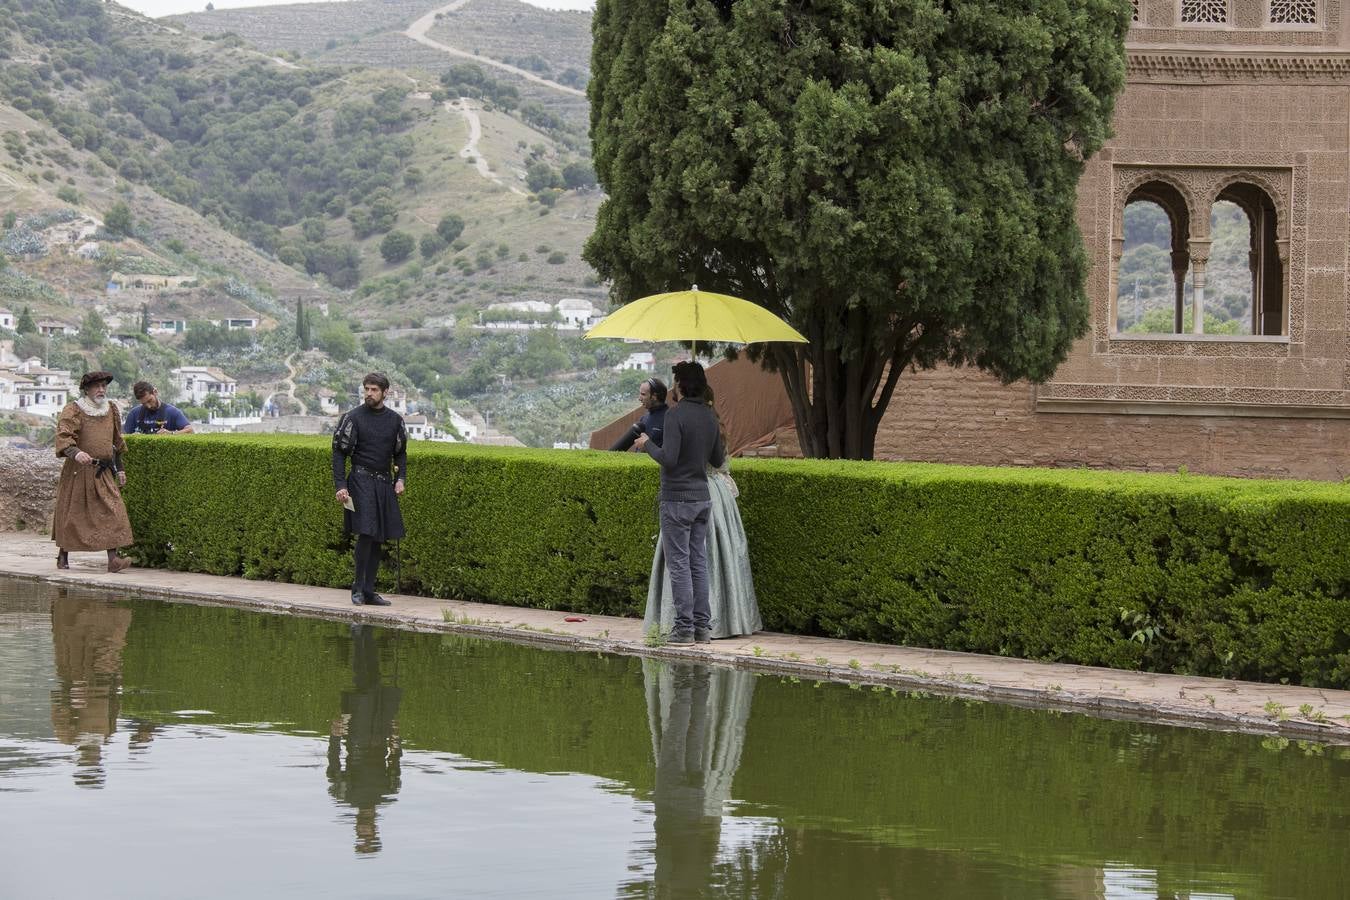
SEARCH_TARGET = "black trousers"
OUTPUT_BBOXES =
[353,534,383,597]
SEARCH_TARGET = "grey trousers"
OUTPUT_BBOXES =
[659,499,713,634]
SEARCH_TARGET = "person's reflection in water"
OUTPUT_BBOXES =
[327,623,403,855]
[48,596,134,788]
[643,659,755,898]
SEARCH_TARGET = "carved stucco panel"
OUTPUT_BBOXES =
[1105,339,1292,357]
[1042,382,1349,404]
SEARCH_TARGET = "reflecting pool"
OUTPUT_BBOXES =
[1,579,1347,899]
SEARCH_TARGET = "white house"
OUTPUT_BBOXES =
[16,382,70,417]
[444,409,477,442]
[107,272,196,292]
[0,371,33,410]
[613,351,655,372]
[221,317,259,331]
[148,318,188,335]
[489,300,554,316]
[15,359,74,389]
[9,360,74,417]
[172,366,237,405]
[37,320,77,337]
[0,308,13,330]
[404,413,434,441]
[556,298,601,330]
[317,388,341,415]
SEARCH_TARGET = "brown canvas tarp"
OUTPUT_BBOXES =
[589,355,795,456]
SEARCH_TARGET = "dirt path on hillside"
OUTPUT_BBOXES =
[404,0,586,99]
[445,97,527,195]
[265,351,308,416]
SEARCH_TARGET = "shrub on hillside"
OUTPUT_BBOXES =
[380,230,415,264]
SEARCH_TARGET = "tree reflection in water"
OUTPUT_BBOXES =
[326,623,403,854]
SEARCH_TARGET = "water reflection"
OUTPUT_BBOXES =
[48,596,142,787]
[2,582,1347,898]
[638,660,756,897]
[326,624,403,855]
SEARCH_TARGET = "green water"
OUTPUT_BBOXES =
[0,579,1346,899]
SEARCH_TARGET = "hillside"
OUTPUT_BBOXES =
[174,0,593,133]
[0,0,639,448]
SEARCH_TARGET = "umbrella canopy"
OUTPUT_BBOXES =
[584,287,806,344]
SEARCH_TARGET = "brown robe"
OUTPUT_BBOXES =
[52,400,134,552]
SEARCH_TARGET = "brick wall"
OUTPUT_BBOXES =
[756,366,1350,481]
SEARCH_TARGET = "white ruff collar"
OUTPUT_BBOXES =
[76,396,111,417]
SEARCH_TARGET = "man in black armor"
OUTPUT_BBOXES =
[332,373,408,606]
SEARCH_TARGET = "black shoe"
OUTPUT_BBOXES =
[364,592,391,606]
[694,628,712,644]
[351,590,365,605]
[667,630,694,645]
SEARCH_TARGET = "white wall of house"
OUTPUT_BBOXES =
[17,386,70,417]
[173,367,238,405]
[613,351,655,372]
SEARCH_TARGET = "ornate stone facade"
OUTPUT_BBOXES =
[865,4,1350,480]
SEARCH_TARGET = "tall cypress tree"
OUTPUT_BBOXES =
[586,0,1130,458]
[295,297,310,349]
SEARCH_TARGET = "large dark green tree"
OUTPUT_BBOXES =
[586,0,1129,458]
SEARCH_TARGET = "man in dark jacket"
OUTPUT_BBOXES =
[610,377,668,451]
[635,362,724,644]
[332,373,407,606]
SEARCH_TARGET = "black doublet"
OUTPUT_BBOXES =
[332,404,408,541]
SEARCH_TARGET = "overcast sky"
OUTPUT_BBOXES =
[119,0,593,18]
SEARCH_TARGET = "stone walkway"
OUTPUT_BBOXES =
[3,531,1347,744]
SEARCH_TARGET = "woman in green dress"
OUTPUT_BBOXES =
[644,387,762,639]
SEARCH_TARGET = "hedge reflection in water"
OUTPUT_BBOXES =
[7,586,1350,898]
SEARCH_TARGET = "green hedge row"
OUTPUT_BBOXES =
[123,435,1350,686]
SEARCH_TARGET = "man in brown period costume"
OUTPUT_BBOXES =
[53,371,134,573]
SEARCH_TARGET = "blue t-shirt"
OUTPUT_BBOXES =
[124,402,190,434]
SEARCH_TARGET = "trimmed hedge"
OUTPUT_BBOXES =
[123,435,1350,686]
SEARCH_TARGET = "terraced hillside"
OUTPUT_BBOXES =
[174,0,432,55]
[426,0,592,84]
[176,0,592,108]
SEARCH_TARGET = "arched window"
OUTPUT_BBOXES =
[1115,181,1192,334]
[1215,182,1285,335]
[1203,200,1254,334]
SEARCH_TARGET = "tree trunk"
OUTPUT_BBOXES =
[778,340,905,461]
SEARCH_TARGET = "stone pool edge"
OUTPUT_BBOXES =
[2,533,1347,747]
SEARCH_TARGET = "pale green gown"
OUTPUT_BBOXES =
[644,463,762,639]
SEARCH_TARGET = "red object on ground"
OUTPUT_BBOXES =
[563,616,586,623]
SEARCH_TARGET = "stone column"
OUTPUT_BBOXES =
[1188,239,1211,335]
[1276,240,1290,336]
[1170,249,1190,334]
[1249,247,1260,333]
[1110,237,1124,331]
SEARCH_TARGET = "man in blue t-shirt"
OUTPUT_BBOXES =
[123,380,194,435]
[609,377,668,451]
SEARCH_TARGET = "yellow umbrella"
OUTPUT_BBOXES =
[584,286,806,344]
